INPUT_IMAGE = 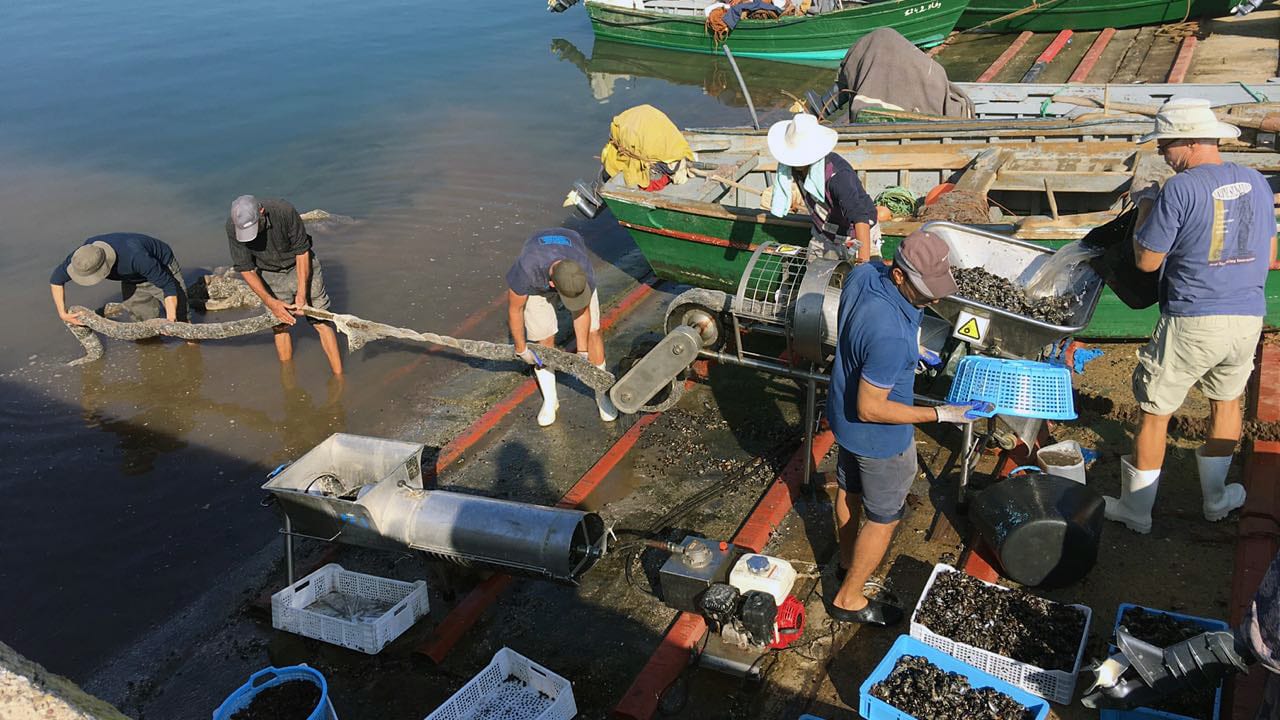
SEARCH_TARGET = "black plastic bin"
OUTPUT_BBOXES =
[970,471,1105,588]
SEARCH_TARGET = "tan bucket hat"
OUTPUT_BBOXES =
[1140,97,1241,143]
[767,113,838,168]
[67,241,116,286]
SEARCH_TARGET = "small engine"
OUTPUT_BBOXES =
[657,537,806,663]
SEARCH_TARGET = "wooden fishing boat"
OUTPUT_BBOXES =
[560,0,971,65]
[957,0,1240,32]
[598,137,1280,338]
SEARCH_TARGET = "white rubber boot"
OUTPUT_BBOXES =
[595,361,619,422]
[533,367,559,427]
[1103,455,1159,534]
[1198,447,1246,522]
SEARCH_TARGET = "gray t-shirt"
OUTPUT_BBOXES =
[1137,162,1274,317]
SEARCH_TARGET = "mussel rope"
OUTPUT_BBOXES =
[62,305,685,413]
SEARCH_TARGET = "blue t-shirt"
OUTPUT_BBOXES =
[826,263,923,458]
[1137,163,1274,317]
[50,233,180,296]
[505,228,596,297]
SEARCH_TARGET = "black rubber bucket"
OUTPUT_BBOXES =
[970,470,1105,588]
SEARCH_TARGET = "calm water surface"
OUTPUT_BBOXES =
[0,0,833,680]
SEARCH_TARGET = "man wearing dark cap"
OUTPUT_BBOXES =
[506,228,616,427]
[50,233,188,326]
[825,229,974,626]
[226,195,342,375]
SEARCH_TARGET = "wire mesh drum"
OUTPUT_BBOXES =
[733,242,809,325]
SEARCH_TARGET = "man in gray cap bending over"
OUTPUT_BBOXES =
[226,195,343,375]
[507,228,617,427]
[51,233,188,325]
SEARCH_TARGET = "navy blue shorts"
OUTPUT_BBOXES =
[836,444,918,524]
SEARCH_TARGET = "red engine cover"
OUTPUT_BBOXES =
[769,595,806,649]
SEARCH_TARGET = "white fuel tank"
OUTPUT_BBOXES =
[728,554,796,606]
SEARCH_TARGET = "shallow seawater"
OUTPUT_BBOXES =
[0,0,834,680]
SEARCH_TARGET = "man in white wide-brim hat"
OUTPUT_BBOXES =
[1105,97,1277,535]
[766,113,878,262]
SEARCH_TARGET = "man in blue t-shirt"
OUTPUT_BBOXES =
[50,233,188,325]
[1105,98,1278,535]
[506,228,617,427]
[825,230,975,626]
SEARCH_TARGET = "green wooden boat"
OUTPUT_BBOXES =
[598,137,1280,338]
[957,0,1240,32]
[579,0,971,65]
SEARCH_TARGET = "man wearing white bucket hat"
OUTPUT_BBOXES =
[1105,98,1277,535]
[766,113,879,262]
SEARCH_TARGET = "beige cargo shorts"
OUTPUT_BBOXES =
[524,289,601,343]
[1132,314,1263,416]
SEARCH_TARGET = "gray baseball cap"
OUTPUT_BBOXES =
[895,230,958,300]
[67,241,116,286]
[230,195,261,243]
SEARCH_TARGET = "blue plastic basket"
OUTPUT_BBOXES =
[859,636,1051,720]
[946,356,1077,420]
[213,665,338,720]
[1099,604,1227,720]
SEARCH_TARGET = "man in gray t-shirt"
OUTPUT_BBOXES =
[1105,99,1278,536]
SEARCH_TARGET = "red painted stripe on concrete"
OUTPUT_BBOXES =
[1228,340,1280,719]
[613,613,709,720]
[1167,29,1199,84]
[1069,28,1115,83]
[734,431,835,553]
[420,381,685,663]
[1251,343,1280,423]
[612,432,835,720]
[977,31,1033,83]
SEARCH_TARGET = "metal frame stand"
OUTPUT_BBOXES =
[804,375,819,495]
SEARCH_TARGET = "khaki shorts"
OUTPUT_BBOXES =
[259,255,332,322]
[1132,314,1263,416]
[524,289,600,343]
[121,258,188,321]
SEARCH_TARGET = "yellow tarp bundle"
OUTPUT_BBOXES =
[601,105,696,189]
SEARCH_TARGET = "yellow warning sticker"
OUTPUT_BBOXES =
[957,318,982,340]
[953,311,990,345]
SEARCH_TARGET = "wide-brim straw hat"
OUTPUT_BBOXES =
[767,113,838,168]
[67,241,116,286]
[1139,97,1241,143]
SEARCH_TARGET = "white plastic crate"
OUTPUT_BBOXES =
[909,563,1092,705]
[271,563,429,654]
[425,648,576,720]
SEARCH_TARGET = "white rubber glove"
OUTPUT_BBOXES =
[516,347,539,366]
[935,405,978,424]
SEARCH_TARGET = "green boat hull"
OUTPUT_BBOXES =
[584,0,970,64]
[605,196,1280,340]
[957,0,1237,32]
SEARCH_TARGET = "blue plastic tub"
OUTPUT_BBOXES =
[213,665,338,720]
[1099,604,1227,720]
[946,356,1077,420]
[859,636,1051,720]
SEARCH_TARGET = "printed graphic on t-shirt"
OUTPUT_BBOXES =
[1207,182,1257,266]
[539,235,571,247]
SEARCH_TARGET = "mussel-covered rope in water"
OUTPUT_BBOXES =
[63,305,684,412]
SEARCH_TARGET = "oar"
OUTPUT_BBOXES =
[1051,95,1280,133]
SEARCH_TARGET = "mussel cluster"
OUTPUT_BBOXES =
[869,655,1034,720]
[915,570,1086,671]
[1117,608,1217,718]
[952,267,1074,325]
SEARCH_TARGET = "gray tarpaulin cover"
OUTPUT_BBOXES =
[836,28,974,121]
